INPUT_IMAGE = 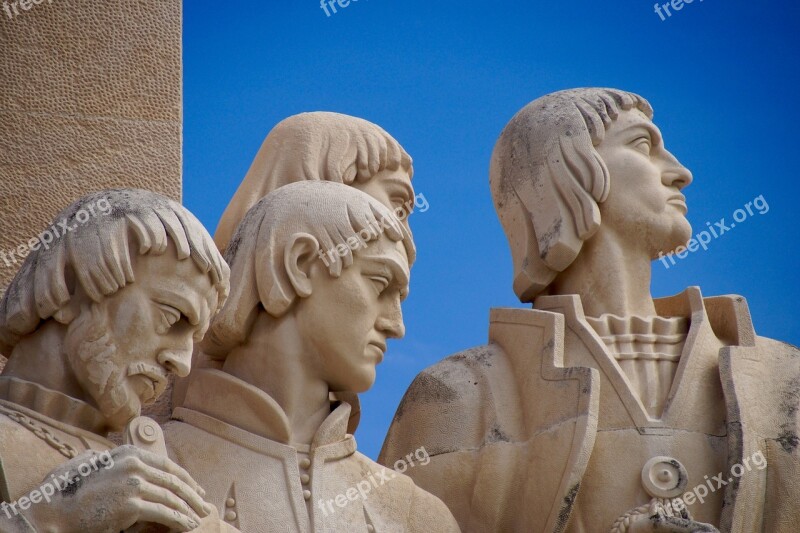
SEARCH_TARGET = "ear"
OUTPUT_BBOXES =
[283,233,322,299]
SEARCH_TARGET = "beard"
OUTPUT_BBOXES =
[63,304,137,429]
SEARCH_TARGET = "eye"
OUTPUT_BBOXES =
[156,304,182,331]
[391,197,407,209]
[631,137,652,155]
[399,287,409,302]
[368,276,390,294]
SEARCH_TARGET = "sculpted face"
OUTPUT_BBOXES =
[66,247,216,429]
[355,168,414,213]
[595,109,694,258]
[298,235,409,393]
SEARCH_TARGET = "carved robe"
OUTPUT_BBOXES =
[379,288,800,532]
[0,377,112,532]
[164,369,460,533]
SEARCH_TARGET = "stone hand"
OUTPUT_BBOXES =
[20,445,213,533]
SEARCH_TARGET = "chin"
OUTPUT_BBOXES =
[652,218,693,257]
[345,370,376,394]
[104,407,138,432]
[97,386,141,431]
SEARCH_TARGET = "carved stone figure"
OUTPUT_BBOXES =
[164,181,460,532]
[0,189,229,532]
[380,88,800,532]
[172,110,417,409]
[213,111,415,252]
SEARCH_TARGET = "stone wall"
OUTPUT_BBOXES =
[0,0,183,373]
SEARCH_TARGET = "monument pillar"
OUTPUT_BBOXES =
[0,0,183,373]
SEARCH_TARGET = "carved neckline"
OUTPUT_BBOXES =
[0,403,79,458]
[535,287,726,430]
[0,376,108,435]
[585,314,689,361]
[180,368,355,449]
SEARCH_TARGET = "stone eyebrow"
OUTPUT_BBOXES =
[154,290,201,326]
[625,123,663,147]
[362,256,410,292]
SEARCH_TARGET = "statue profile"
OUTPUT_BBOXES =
[164,181,459,532]
[173,110,419,410]
[214,111,415,252]
[380,88,800,532]
[0,189,229,532]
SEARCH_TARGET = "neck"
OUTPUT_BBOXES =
[2,321,88,403]
[547,227,657,318]
[221,311,330,446]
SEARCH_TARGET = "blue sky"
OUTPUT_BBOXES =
[183,0,800,459]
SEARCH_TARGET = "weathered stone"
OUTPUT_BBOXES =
[0,0,182,372]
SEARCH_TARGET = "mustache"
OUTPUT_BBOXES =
[126,361,168,380]
[127,362,169,403]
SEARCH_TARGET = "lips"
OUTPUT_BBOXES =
[667,194,688,213]
[367,341,387,363]
[131,368,168,404]
[137,376,158,404]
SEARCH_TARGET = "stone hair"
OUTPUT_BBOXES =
[203,180,415,360]
[0,189,230,356]
[214,111,414,251]
[490,88,653,302]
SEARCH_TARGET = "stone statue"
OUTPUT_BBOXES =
[164,181,460,532]
[0,189,230,532]
[213,111,415,252]
[172,110,418,410]
[380,88,800,532]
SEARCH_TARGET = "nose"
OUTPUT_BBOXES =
[157,349,192,377]
[376,297,405,339]
[660,149,693,190]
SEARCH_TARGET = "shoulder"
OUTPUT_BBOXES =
[754,335,800,355]
[351,453,460,532]
[0,411,45,459]
[379,344,509,467]
[395,343,507,419]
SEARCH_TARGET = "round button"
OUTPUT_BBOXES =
[299,458,311,469]
[300,474,310,484]
[137,422,159,443]
[225,498,236,508]
[641,456,688,499]
[303,490,312,500]
[225,510,237,521]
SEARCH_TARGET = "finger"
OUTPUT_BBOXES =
[135,462,212,518]
[117,446,207,498]
[133,499,200,533]
[138,481,203,525]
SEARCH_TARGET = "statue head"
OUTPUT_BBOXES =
[214,111,415,251]
[490,88,693,302]
[204,180,415,393]
[0,189,230,430]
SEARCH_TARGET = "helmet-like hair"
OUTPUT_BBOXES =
[214,111,414,251]
[490,88,653,302]
[203,180,415,360]
[0,189,230,356]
